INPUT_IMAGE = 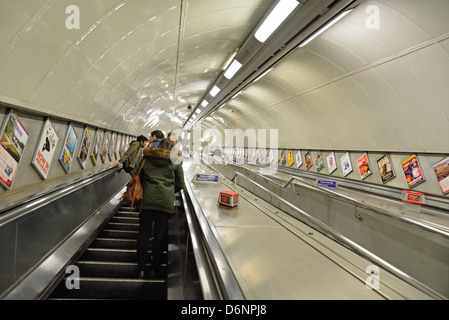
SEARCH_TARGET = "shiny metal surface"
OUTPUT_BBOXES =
[184,182,245,300]
[181,189,220,300]
[181,160,444,299]
[232,164,449,238]
[0,167,129,299]
[3,189,124,300]
[203,158,449,298]
[183,160,442,299]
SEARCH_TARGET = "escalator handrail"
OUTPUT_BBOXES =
[182,181,245,300]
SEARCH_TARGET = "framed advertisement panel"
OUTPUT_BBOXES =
[101,131,110,163]
[109,132,116,161]
[432,156,449,194]
[327,152,337,174]
[377,153,395,184]
[295,150,302,168]
[91,130,102,166]
[59,123,78,173]
[31,118,59,179]
[340,152,353,176]
[0,110,30,189]
[357,153,372,180]
[401,154,425,188]
[78,127,92,169]
[315,151,324,172]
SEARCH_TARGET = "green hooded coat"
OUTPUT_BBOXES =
[139,147,185,214]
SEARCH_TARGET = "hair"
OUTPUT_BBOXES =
[157,138,174,150]
[151,130,164,139]
[136,135,148,143]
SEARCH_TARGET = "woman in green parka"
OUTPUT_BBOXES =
[136,138,184,279]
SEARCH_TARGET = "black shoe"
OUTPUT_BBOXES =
[137,270,145,279]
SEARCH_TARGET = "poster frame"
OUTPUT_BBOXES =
[327,151,337,174]
[295,150,303,168]
[77,126,92,169]
[0,110,30,189]
[305,151,312,170]
[401,154,425,189]
[340,152,353,176]
[31,117,59,179]
[377,153,396,184]
[432,156,449,194]
[101,131,110,163]
[90,129,102,166]
[315,151,324,172]
[59,123,78,174]
[357,152,372,180]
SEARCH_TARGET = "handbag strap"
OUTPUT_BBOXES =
[137,158,146,174]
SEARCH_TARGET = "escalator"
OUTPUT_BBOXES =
[48,204,167,300]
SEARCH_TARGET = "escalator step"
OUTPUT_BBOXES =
[106,222,139,231]
[100,229,138,240]
[76,261,166,278]
[91,238,136,250]
[80,248,143,263]
[50,277,166,300]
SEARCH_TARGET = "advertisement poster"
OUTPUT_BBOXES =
[114,134,121,160]
[315,151,324,172]
[0,111,29,189]
[78,127,92,169]
[327,152,337,174]
[357,153,372,180]
[109,132,116,161]
[31,118,59,179]
[287,150,294,167]
[101,131,110,163]
[280,150,286,165]
[377,153,395,184]
[432,156,449,194]
[340,152,353,176]
[91,130,102,166]
[401,154,425,188]
[59,123,78,173]
[305,151,312,170]
[295,150,302,168]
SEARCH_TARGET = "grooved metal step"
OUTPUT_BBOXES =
[48,205,167,300]
[50,277,165,300]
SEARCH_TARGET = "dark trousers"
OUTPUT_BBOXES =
[137,209,169,272]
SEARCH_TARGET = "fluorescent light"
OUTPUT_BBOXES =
[224,59,242,79]
[201,99,209,107]
[254,68,273,82]
[195,108,201,114]
[255,0,299,43]
[210,85,220,97]
[299,9,352,48]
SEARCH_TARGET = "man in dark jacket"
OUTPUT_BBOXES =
[148,130,164,148]
[115,135,147,174]
[136,138,184,279]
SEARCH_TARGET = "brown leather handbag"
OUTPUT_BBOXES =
[121,158,146,214]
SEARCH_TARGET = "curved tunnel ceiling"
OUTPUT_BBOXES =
[0,0,448,154]
[0,0,273,133]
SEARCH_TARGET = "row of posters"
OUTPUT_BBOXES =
[218,146,449,195]
[0,110,132,190]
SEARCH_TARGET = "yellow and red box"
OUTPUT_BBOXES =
[218,190,239,208]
